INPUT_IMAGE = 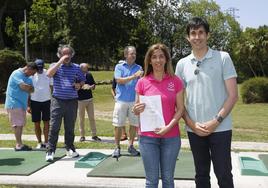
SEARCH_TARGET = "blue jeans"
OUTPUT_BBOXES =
[139,136,181,188]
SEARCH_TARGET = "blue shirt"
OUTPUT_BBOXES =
[52,63,86,100]
[114,61,142,102]
[175,48,237,132]
[5,68,33,110]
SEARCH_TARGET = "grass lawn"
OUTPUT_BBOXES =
[93,84,115,112]
[232,101,268,141]
[91,71,114,82]
[0,115,114,137]
[0,185,16,188]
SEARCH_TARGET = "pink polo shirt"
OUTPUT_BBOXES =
[135,73,183,138]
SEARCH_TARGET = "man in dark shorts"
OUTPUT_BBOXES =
[28,59,51,149]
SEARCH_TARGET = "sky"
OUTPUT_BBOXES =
[214,0,268,29]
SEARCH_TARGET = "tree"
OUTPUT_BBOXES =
[233,26,268,80]
[0,0,8,49]
[138,0,188,64]
[185,0,242,51]
[1,0,32,49]
[54,0,150,69]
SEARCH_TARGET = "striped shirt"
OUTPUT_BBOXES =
[52,63,86,100]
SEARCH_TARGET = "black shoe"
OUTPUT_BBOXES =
[128,145,140,156]
[15,145,32,151]
[120,134,128,141]
[92,136,101,141]
[80,136,86,142]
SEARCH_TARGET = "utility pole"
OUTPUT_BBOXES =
[226,7,239,19]
[24,9,28,63]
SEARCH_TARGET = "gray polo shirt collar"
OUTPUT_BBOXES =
[189,48,213,64]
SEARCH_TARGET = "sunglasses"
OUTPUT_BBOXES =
[194,61,202,75]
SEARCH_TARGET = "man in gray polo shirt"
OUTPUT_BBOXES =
[175,17,238,188]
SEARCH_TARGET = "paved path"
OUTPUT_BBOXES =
[1,134,268,152]
[1,135,268,187]
[0,148,268,188]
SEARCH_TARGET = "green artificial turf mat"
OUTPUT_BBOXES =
[0,149,65,176]
[87,151,195,180]
[239,156,268,176]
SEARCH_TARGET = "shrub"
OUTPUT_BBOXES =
[0,49,26,92]
[241,77,268,104]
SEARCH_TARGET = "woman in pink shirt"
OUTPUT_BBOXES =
[133,43,184,188]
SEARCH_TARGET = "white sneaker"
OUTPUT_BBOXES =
[66,149,72,157]
[72,151,79,158]
[46,151,54,162]
[66,149,79,158]
[36,143,42,149]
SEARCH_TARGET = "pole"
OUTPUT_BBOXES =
[24,9,28,63]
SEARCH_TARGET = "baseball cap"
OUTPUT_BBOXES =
[35,59,44,70]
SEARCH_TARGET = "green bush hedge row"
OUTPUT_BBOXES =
[0,49,26,92]
[241,77,268,104]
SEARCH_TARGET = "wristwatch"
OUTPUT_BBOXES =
[215,114,224,123]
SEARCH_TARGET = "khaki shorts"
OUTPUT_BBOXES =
[7,108,26,127]
[112,101,139,127]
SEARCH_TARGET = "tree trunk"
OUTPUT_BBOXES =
[257,59,266,77]
[0,0,8,49]
[247,61,257,77]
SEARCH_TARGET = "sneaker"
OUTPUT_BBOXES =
[15,144,32,151]
[66,148,79,158]
[128,145,140,156]
[92,136,101,142]
[120,134,128,141]
[79,136,86,142]
[46,150,54,162]
[112,147,121,158]
[36,143,42,149]
[72,151,79,158]
[44,143,49,149]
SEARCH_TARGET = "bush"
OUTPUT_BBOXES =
[241,77,268,104]
[0,49,26,93]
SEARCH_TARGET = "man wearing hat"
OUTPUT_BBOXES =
[28,59,52,149]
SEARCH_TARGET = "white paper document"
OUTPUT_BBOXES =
[139,95,165,132]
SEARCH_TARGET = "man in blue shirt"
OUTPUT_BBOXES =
[46,45,85,161]
[5,62,38,151]
[112,46,143,158]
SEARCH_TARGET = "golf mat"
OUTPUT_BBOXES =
[75,152,109,168]
[0,149,66,176]
[259,154,268,171]
[239,156,268,176]
[87,151,195,180]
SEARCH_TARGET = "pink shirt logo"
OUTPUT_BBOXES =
[167,82,175,91]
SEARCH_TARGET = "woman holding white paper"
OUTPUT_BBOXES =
[133,43,184,188]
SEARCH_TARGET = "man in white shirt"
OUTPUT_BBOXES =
[28,59,52,149]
